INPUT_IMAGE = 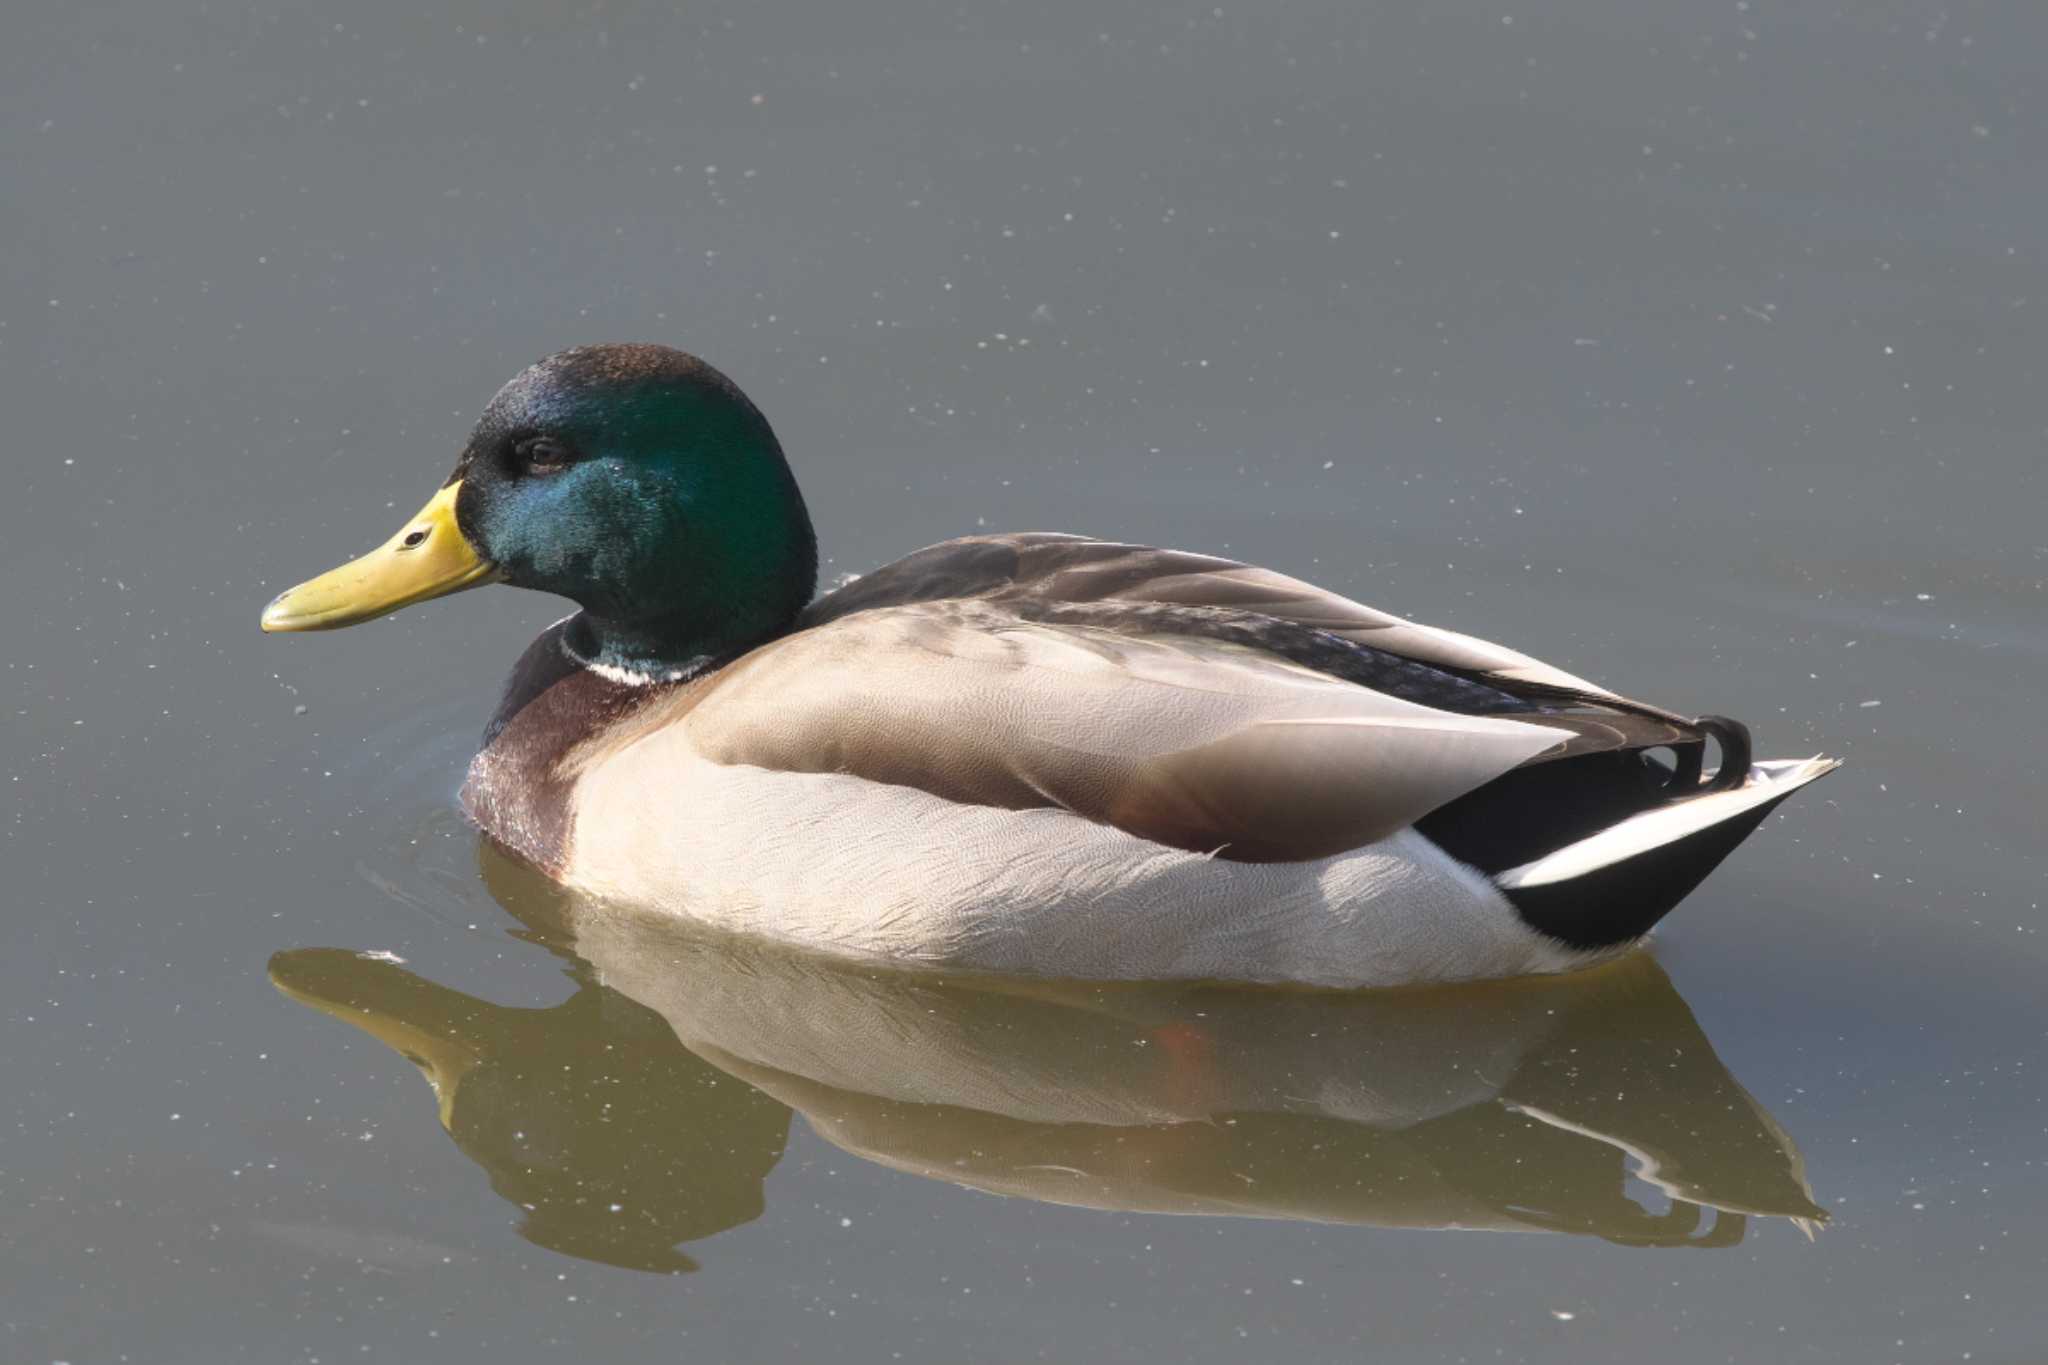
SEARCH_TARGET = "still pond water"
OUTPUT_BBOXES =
[6,1,2045,1361]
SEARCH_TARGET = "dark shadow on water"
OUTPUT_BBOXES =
[270,840,1825,1273]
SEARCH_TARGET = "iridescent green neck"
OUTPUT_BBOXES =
[561,606,782,683]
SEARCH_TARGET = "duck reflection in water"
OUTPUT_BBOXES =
[271,843,1825,1273]
[269,939,789,1274]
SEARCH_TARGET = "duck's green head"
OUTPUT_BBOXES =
[261,344,817,676]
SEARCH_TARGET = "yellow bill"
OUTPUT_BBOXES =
[260,480,501,632]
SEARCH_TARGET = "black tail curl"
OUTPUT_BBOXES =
[1692,715,1752,795]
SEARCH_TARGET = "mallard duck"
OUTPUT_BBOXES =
[261,343,1837,988]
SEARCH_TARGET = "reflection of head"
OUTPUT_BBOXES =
[269,948,790,1274]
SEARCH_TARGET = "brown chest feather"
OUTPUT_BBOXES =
[459,624,679,875]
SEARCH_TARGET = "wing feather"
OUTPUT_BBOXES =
[804,535,1619,701]
[664,601,1563,861]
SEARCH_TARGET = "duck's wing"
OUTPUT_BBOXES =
[669,599,1564,862]
[804,534,1707,764]
[802,533,1622,704]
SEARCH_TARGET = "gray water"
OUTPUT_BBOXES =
[6,2,2045,1361]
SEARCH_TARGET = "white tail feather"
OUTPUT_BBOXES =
[1496,757,1841,891]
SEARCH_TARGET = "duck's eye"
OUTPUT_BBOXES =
[513,437,574,475]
